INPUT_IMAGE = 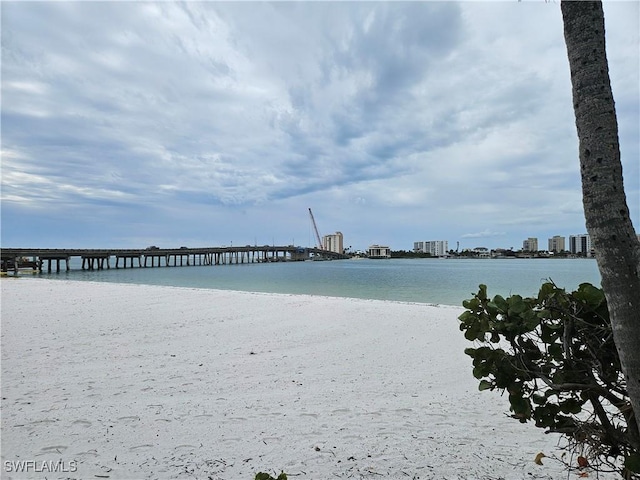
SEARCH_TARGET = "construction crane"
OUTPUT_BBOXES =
[308,208,323,250]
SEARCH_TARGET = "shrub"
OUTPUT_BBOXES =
[459,282,639,478]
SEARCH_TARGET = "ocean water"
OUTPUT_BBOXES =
[37,257,601,307]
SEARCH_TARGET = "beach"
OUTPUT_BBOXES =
[1,278,605,479]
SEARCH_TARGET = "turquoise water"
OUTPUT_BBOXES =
[39,258,601,307]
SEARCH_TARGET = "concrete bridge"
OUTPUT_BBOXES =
[1,246,349,274]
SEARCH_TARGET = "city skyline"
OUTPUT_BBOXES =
[411,232,593,254]
[2,2,638,252]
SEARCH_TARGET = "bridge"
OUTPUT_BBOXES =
[1,246,349,274]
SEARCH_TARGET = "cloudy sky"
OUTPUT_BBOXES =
[2,1,638,251]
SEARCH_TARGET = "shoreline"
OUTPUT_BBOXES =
[1,279,609,479]
[1,275,466,309]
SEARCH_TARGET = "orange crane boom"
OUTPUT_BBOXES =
[308,208,323,249]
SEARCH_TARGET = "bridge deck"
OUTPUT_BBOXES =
[1,246,348,274]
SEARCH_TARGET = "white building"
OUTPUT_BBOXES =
[322,232,344,254]
[522,237,539,252]
[548,235,566,253]
[569,234,592,256]
[368,245,391,259]
[413,240,449,257]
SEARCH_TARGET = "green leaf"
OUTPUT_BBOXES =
[538,282,556,300]
[507,295,527,315]
[532,393,546,405]
[575,283,605,307]
[536,308,552,319]
[559,398,584,415]
[509,393,531,419]
[523,311,540,331]
[548,343,563,360]
[478,379,493,391]
[625,453,640,473]
[458,311,475,323]
[473,346,492,359]
[477,284,488,301]
[541,324,561,343]
[464,327,478,341]
[492,295,508,312]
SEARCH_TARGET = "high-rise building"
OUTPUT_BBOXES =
[414,240,448,257]
[322,232,344,254]
[523,237,538,252]
[548,235,566,253]
[427,240,448,257]
[569,234,592,256]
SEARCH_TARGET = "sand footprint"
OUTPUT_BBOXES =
[129,444,154,451]
[174,444,197,451]
[331,408,350,414]
[146,404,164,414]
[40,445,68,453]
[71,419,92,428]
[118,415,141,423]
[31,419,57,425]
[74,449,99,458]
[227,416,248,422]
[300,413,319,419]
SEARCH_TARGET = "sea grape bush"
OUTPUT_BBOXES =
[254,472,287,480]
[459,282,639,478]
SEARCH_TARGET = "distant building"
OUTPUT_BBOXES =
[473,247,491,258]
[322,232,344,254]
[523,237,538,252]
[569,234,592,257]
[548,235,566,253]
[368,245,391,259]
[414,240,448,257]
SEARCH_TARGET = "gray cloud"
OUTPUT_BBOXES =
[1,1,637,250]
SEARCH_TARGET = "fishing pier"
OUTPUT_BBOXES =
[1,246,348,275]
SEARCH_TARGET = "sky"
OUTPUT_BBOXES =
[1,1,638,252]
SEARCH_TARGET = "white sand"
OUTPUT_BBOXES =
[1,278,605,480]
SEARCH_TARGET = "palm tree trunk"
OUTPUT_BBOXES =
[561,0,640,443]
